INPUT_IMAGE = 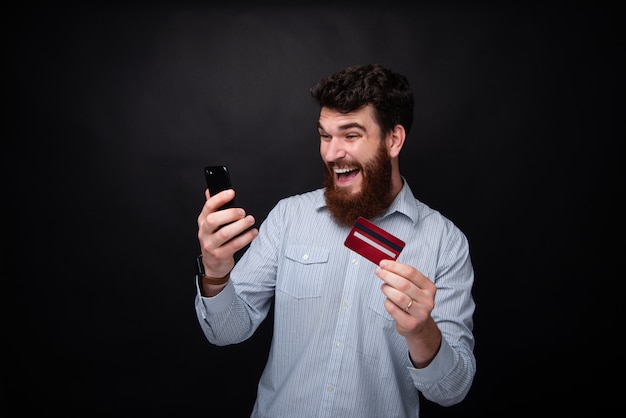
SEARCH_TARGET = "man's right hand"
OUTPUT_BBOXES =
[197,188,258,290]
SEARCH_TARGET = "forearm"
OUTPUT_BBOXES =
[406,316,442,368]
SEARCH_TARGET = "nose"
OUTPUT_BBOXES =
[321,138,346,162]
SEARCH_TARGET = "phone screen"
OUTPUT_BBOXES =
[204,165,234,209]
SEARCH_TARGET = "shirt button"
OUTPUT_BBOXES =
[351,258,358,265]
[302,254,309,260]
[326,386,334,393]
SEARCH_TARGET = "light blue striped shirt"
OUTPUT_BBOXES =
[195,180,476,417]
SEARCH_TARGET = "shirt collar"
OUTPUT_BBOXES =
[379,176,419,225]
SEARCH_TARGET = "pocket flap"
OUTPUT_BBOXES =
[284,245,329,265]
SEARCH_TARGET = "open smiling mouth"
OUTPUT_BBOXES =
[334,167,360,185]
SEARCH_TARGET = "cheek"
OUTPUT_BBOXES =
[356,146,378,164]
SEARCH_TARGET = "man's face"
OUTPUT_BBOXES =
[319,105,394,226]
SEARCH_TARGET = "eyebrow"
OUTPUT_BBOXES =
[317,121,367,132]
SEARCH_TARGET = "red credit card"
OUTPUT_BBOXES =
[344,217,406,265]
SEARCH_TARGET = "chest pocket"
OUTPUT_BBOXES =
[277,245,330,299]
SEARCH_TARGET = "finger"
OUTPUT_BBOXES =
[207,223,257,259]
[403,297,414,313]
[213,214,256,245]
[376,263,413,294]
[209,189,236,211]
[382,297,416,321]
[377,262,435,314]
[378,260,430,288]
[198,189,235,224]
[222,224,259,252]
[378,259,412,278]
[380,282,414,314]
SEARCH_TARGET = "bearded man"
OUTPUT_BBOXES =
[194,64,476,418]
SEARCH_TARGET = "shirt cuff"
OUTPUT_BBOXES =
[195,275,236,315]
[406,337,455,384]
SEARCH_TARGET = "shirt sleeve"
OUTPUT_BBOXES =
[194,200,284,346]
[407,225,477,406]
[194,279,240,345]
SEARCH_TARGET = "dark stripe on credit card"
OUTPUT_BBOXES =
[354,221,404,253]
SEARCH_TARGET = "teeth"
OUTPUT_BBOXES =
[334,167,356,174]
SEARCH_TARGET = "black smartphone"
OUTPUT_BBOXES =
[204,165,235,209]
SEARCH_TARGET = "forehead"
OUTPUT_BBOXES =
[318,105,377,132]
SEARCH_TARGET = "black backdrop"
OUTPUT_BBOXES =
[6,3,622,417]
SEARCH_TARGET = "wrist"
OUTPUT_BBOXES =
[195,254,230,286]
[201,272,230,286]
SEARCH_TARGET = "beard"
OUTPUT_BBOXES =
[323,142,394,227]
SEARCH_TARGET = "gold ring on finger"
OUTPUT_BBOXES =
[404,299,413,312]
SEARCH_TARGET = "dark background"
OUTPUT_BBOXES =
[6,3,622,417]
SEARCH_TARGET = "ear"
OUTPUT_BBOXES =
[386,124,406,158]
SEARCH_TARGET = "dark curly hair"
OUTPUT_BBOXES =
[310,64,414,136]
